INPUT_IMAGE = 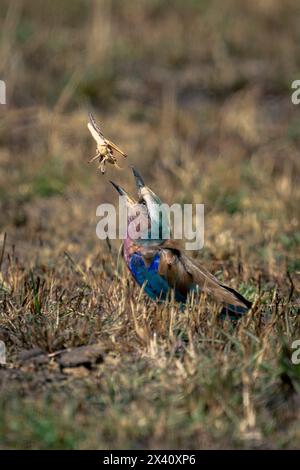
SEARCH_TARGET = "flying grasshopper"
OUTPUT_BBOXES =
[87,113,127,174]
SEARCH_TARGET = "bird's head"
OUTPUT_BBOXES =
[132,167,171,243]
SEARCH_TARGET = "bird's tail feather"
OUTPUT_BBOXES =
[219,285,252,320]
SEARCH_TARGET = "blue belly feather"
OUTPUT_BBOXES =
[129,252,185,303]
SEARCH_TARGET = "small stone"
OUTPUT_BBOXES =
[18,347,45,362]
[31,354,49,366]
[0,327,10,342]
[56,344,104,369]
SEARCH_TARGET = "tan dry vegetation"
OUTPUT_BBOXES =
[0,0,299,449]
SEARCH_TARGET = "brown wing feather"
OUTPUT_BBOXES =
[135,241,249,308]
[159,241,249,308]
[179,252,248,307]
[158,249,193,296]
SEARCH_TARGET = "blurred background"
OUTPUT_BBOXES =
[0,0,300,450]
[0,0,299,273]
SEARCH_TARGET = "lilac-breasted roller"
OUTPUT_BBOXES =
[110,168,252,318]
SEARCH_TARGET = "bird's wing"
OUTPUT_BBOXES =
[158,241,251,309]
[135,241,250,309]
[157,248,193,297]
[179,252,250,308]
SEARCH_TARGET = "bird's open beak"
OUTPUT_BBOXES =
[110,180,127,196]
[110,181,136,205]
[132,167,146,194]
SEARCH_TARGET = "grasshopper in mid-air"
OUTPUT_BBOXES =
[87,113,127,174]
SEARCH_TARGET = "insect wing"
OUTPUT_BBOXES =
[88,113,105,136]
[87,122,106,146]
